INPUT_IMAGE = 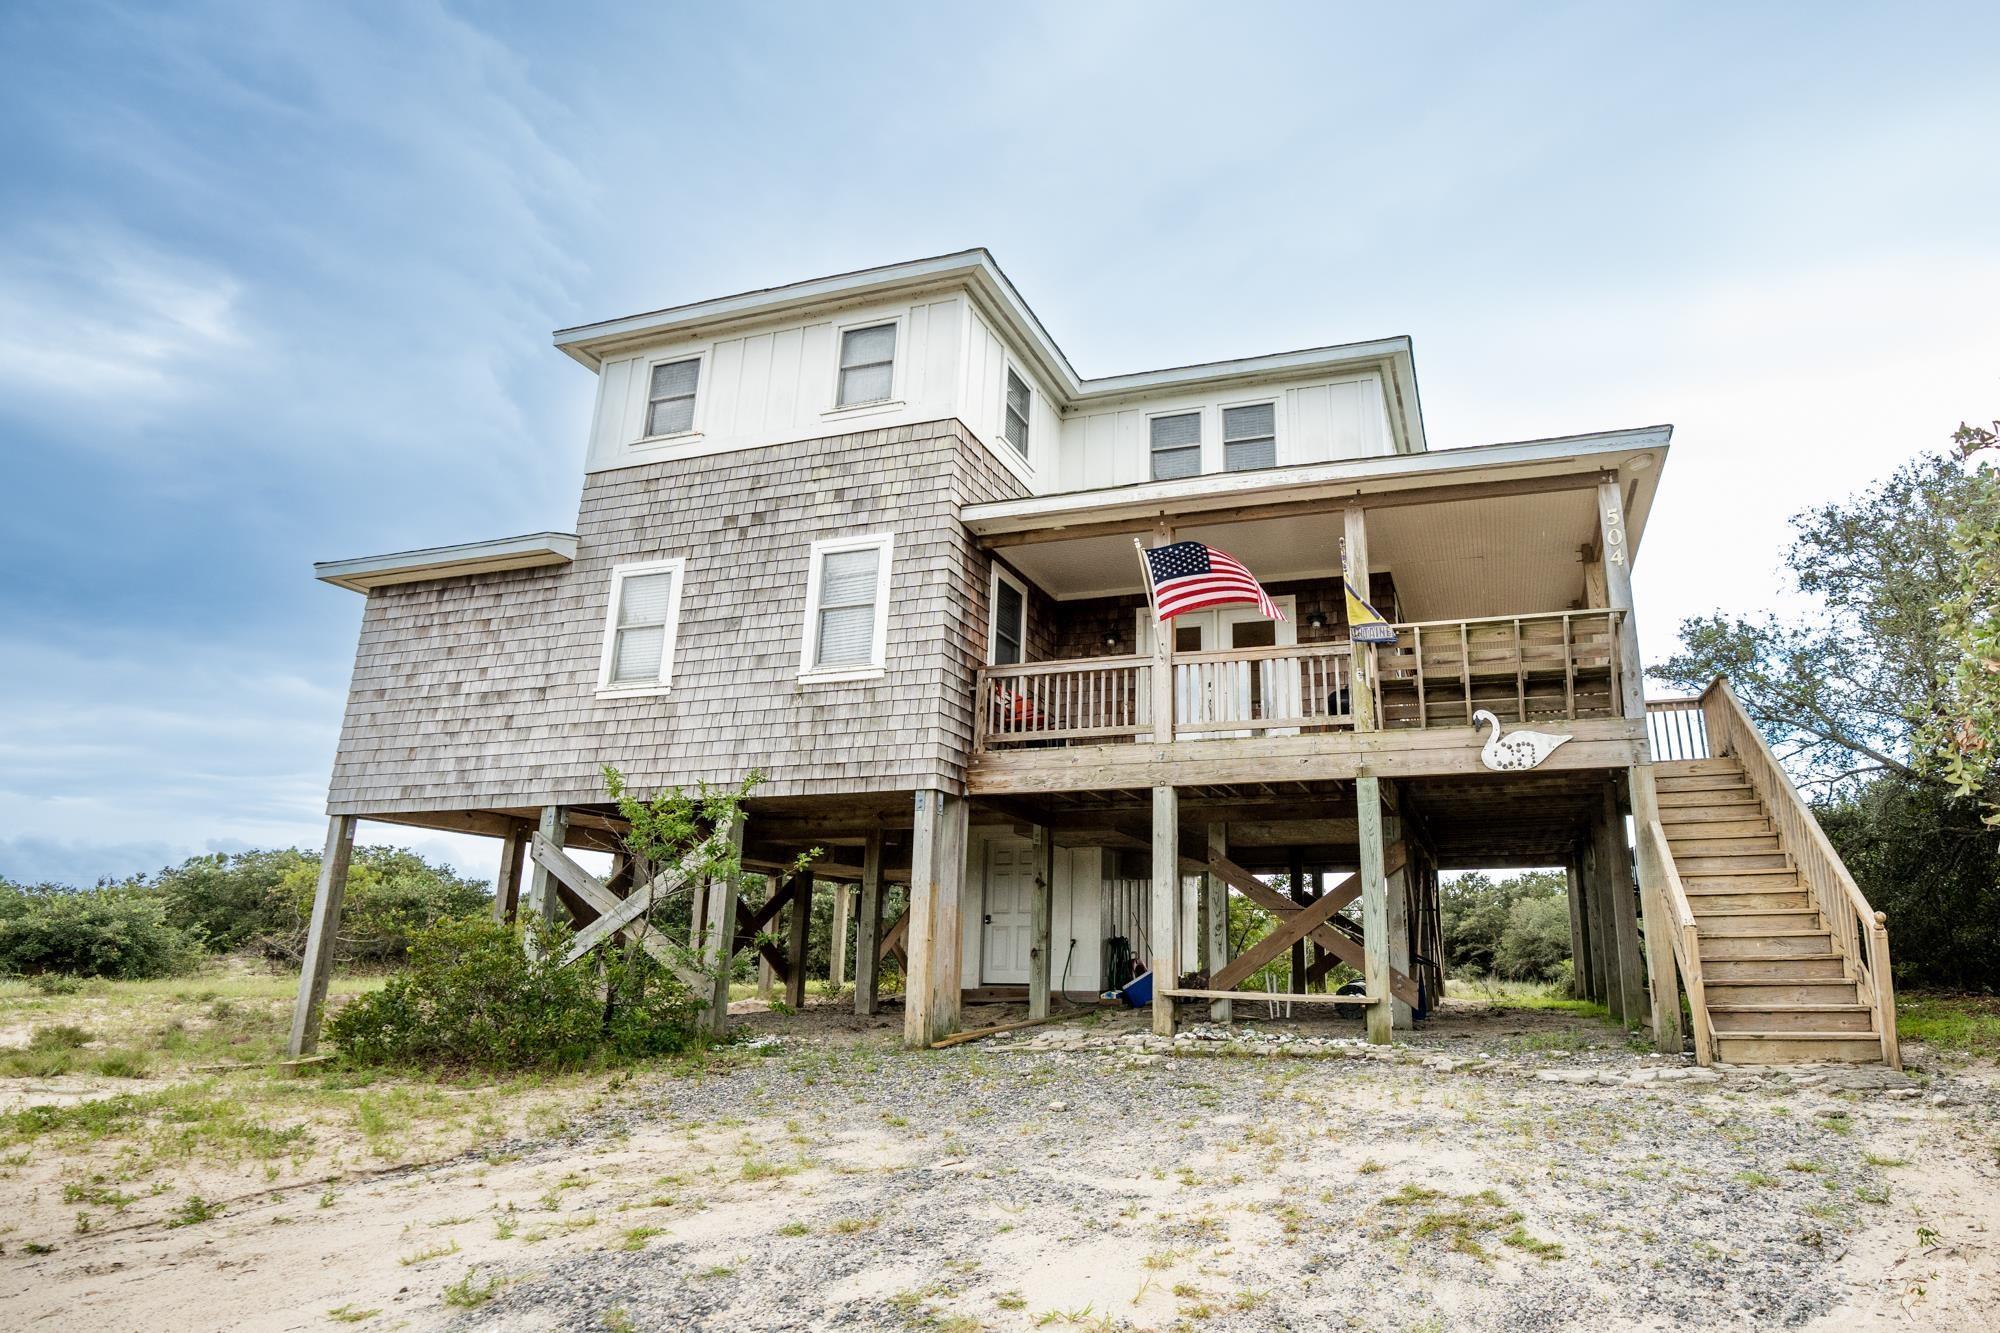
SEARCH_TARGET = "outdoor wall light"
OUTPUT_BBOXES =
[1103,630,1122,650]
[1305,610,1329,630]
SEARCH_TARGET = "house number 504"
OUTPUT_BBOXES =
[1603,507,1627,567]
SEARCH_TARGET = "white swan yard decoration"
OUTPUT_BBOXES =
[1474,709,1571,772]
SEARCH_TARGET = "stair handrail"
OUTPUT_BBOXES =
[1639,812,1714,1064]
[1697,678,1900,1067]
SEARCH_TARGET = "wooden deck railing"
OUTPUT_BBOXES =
[1635,810,1714,1064]
[1689,680,1900,1068]
[1370,610,1624,729]
[975,609,1627,750]
[1645,695,1711,761]
[974,655,1152,747]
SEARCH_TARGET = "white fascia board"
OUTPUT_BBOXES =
[315,531,578,593]
[961,426,1673,537]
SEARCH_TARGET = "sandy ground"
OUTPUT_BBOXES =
[1,998,1995,1332]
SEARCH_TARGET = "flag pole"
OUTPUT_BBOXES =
[1132,536,1160,622]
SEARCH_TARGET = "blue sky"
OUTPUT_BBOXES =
[3,1,1996,886]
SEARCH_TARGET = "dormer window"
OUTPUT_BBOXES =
[1002,369,1031,457]
[836,324,897,407]
[1223,402,1276,471]
[646,358,700,437]
[1149,412,1202,481]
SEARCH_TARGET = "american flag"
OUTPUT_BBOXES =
[1141,540,1285,622]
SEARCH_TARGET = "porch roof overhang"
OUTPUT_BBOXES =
[965,426,1670,618]
[314,531,578,593]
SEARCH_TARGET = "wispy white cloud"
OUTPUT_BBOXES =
[0,223,246,409]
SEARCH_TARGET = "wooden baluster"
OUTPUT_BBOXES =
[1413,625,1426,727]
[1561,613,1576,719]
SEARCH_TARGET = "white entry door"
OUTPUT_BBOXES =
[981,841,1034,984]
[1136,597,1296,739]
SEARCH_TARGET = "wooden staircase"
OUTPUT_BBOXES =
[1650,747,1897,1065]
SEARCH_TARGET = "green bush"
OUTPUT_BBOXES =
[0,879,202,980]
[154,849,314,952]
[327,915,705,1071]
[1492,895,1573,983]
[1442,870,1569,981]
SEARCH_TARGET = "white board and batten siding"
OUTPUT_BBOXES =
[1054,372,1398,491]
[584,295,998,476]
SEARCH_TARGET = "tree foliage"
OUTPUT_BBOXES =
[1441,870,1569,982]
[326,915,701,1070]
[1925,420,2000,813]
[0,878,203,980]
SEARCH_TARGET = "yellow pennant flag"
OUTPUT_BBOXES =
[1344,574,1397,644]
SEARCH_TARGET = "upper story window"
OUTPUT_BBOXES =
[801,533,894,679]
[598,558,685,694]
[1150,412,1202,481]
[836,324,897,407]
[990,567,1027,665]
[1002,369,1031,457]
[1223,402,1276,471]
[646,359,700,437]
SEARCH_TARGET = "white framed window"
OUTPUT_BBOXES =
[835,323,898,408]
[644,357,702,438]
[1222,401,1276,471]
[1149,411,1202,481]
[800,532,894,680]
[1002,368,1031,457]
[988,565,1028,665]
[597,558,686,696]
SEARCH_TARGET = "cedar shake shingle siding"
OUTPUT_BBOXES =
[327,420,1028,814]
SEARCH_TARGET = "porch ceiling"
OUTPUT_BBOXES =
[1001,486,1601,621]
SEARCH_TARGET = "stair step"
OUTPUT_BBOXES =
[1704,978,1866,1005]
[1693,910,1824,934]
[1702,936,1839,961]
[1660,817,1771,839]
[1714,1033,1886,1065]
[1707,1005,1876,1034]
[1654,758,1742,778]
[1669,836,1785,857]
[1658,788,1761,809]
[1682,869,1804,890]
[1656,774,1755,793]
[1683,889,1811,912]
[1702,956,1849,981]
[1676,853,1793,874]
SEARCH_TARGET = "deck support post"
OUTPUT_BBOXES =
[1597,476,1648,722]
[288,814,357,1057]
[1287,847,1307,996]
[1385,811,1413,1027]
[1149,785,1179,1037]
[1343,505,1379,732]
[904,789,967,1048]
[1358,775,1393,1044]
[1628,765,1686,1053]
[1580,838,1611,1007]
[855,831,884,1016]
[784,870,813,1009]
[1029,824,1056,1020]
[1599,781,1647,1026]
[1205,823,1232,1022]
[522,806,568,930]
[698,815,745,1035]
[492,823,527,924]
[1564,852,1590,1000]
[829,882,854,992]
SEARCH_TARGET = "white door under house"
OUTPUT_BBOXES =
[981,842,1035,984]
[961,834,1107,995]
[1136,597,1297,739]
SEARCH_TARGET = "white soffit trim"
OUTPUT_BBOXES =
[960,427,1674,549]
[315,532,578,593]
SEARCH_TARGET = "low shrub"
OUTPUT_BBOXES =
[327,915,706,1071]
[0,879,202,980]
